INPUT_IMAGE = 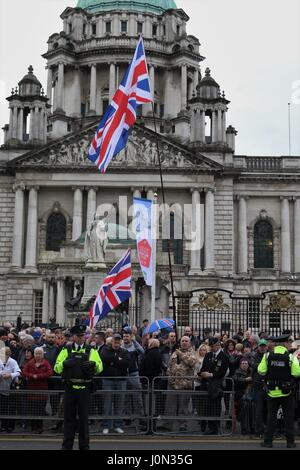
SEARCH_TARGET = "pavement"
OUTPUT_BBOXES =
[0,435,298,451]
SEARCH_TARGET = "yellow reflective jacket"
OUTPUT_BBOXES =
[258,345,300,398]
[54,344,103,389]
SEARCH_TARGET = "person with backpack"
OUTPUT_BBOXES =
[54,325,103,451]
[258,334,300,448]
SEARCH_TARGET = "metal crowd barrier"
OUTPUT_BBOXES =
[0,376,241,436]
[151,377,235,436]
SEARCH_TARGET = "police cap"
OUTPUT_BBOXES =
[272,334,291,343]
[69,325,86,336]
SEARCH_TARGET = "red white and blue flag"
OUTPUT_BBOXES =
[88,36,153,173]
[89,249,132,328]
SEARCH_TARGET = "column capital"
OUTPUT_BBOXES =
[190,187,202,193]
[72,186,85,192]
[280,195,291,201]
[85,186,98,192]
[27,185,40,192]
[293,196,300,201]
[236,195,250,201]
[89,63,97,68]
[131,186,142,193]
[204,187,215,194]
[13,182,26,192]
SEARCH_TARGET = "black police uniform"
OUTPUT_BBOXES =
[54,325,102,451]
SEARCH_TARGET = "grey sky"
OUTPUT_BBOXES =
[0,0,299,155]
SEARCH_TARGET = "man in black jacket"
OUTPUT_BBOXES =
[252,339,268,437]
[100,334,130,434]
[200,337,229,435]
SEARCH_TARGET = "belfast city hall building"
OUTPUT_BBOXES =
[1,0,300,336]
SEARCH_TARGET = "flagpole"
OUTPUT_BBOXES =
[151,102,177,334]
[150,195,157,324]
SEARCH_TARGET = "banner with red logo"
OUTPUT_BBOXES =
[133,197,153,286]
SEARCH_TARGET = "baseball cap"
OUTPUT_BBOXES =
[258,339,268,346]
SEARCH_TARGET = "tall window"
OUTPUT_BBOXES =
[254,220,274,268]
[121,21,127,33]
[163,212,183,264]
[92,23,97,35]
[106,21,111,34]
[152,24,157,36]
[34,291,43,326]
[46,212,67,251]
[137,22,143,34]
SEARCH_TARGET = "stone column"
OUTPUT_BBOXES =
[34,106,40,140]
[132,187,141,199]
[200,110,206,143]
[109,63,116,102]
[56,62,65,112]
[87,187,97,229]
[211,110,217,143]
[71,66,81,118]
[46,66,53,107]
[12,183,25,269]
[294,197,300,272]
[193,69,199,95]
[56,278,66,326]
[42,279,49,324]
[217,109,223,142]
[89,64,97,114]
[190,109,196,142]
[281,197,291,273]
[17,108,24,141]
[238,196,248,274]
[181,64,187,110]
[39,110,45,141]
[8,107,13,140]
[49,282,55,320]
[29,108,34,140]
[222,110,226,142]
[72,187,83,241]
[12,107,18,139]
[204,188,215,273]
[25,186,39,271]
[189,188,201,273]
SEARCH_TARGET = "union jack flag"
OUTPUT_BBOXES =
[89,249,132,328]
[88,36,153,173]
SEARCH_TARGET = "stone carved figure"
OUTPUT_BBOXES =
[85,215,109,264]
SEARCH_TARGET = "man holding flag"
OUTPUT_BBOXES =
[88,36,153,173]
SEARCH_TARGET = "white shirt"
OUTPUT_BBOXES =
[0,357,21,393]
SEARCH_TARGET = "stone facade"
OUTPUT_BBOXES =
[0,0,300,327]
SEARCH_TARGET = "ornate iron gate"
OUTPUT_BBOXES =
[176,289,300,338]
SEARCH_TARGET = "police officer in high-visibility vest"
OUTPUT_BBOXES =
[54,325,103,451]
[258,334,300,448]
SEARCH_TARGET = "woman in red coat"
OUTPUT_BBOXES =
[22,347,53,433]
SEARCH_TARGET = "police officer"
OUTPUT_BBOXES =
[54,325,103,451]
[258,334,300,448]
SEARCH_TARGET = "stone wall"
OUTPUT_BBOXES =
[214,177,234,276]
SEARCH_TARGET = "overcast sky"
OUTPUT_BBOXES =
[0,0,299,155]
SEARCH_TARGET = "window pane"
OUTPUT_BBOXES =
[254,220,274,268]
[121,21,127,33]
[46,213,67,251]
[106,21,111,33]
[137,22,143,34]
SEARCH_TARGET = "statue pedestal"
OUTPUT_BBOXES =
[82,268,107,302]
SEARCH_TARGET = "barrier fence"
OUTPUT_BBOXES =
[0,376,239,436]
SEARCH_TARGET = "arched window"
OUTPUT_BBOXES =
[46,213,66,252]
[254,220,274,268]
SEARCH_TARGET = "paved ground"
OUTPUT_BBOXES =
[0,436,298,451]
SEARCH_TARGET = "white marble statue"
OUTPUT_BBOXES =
[85,215,108,264]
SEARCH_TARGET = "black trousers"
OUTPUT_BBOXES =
[264,393,295,444]
[62,387,90,451]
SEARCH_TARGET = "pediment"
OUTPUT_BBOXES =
[9,122,223,173]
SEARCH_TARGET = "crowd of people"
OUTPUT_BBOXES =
[1,317,300,437]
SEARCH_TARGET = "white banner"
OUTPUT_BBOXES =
[133,197,153,287]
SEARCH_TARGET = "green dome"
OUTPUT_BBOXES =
[77,0,177,15]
